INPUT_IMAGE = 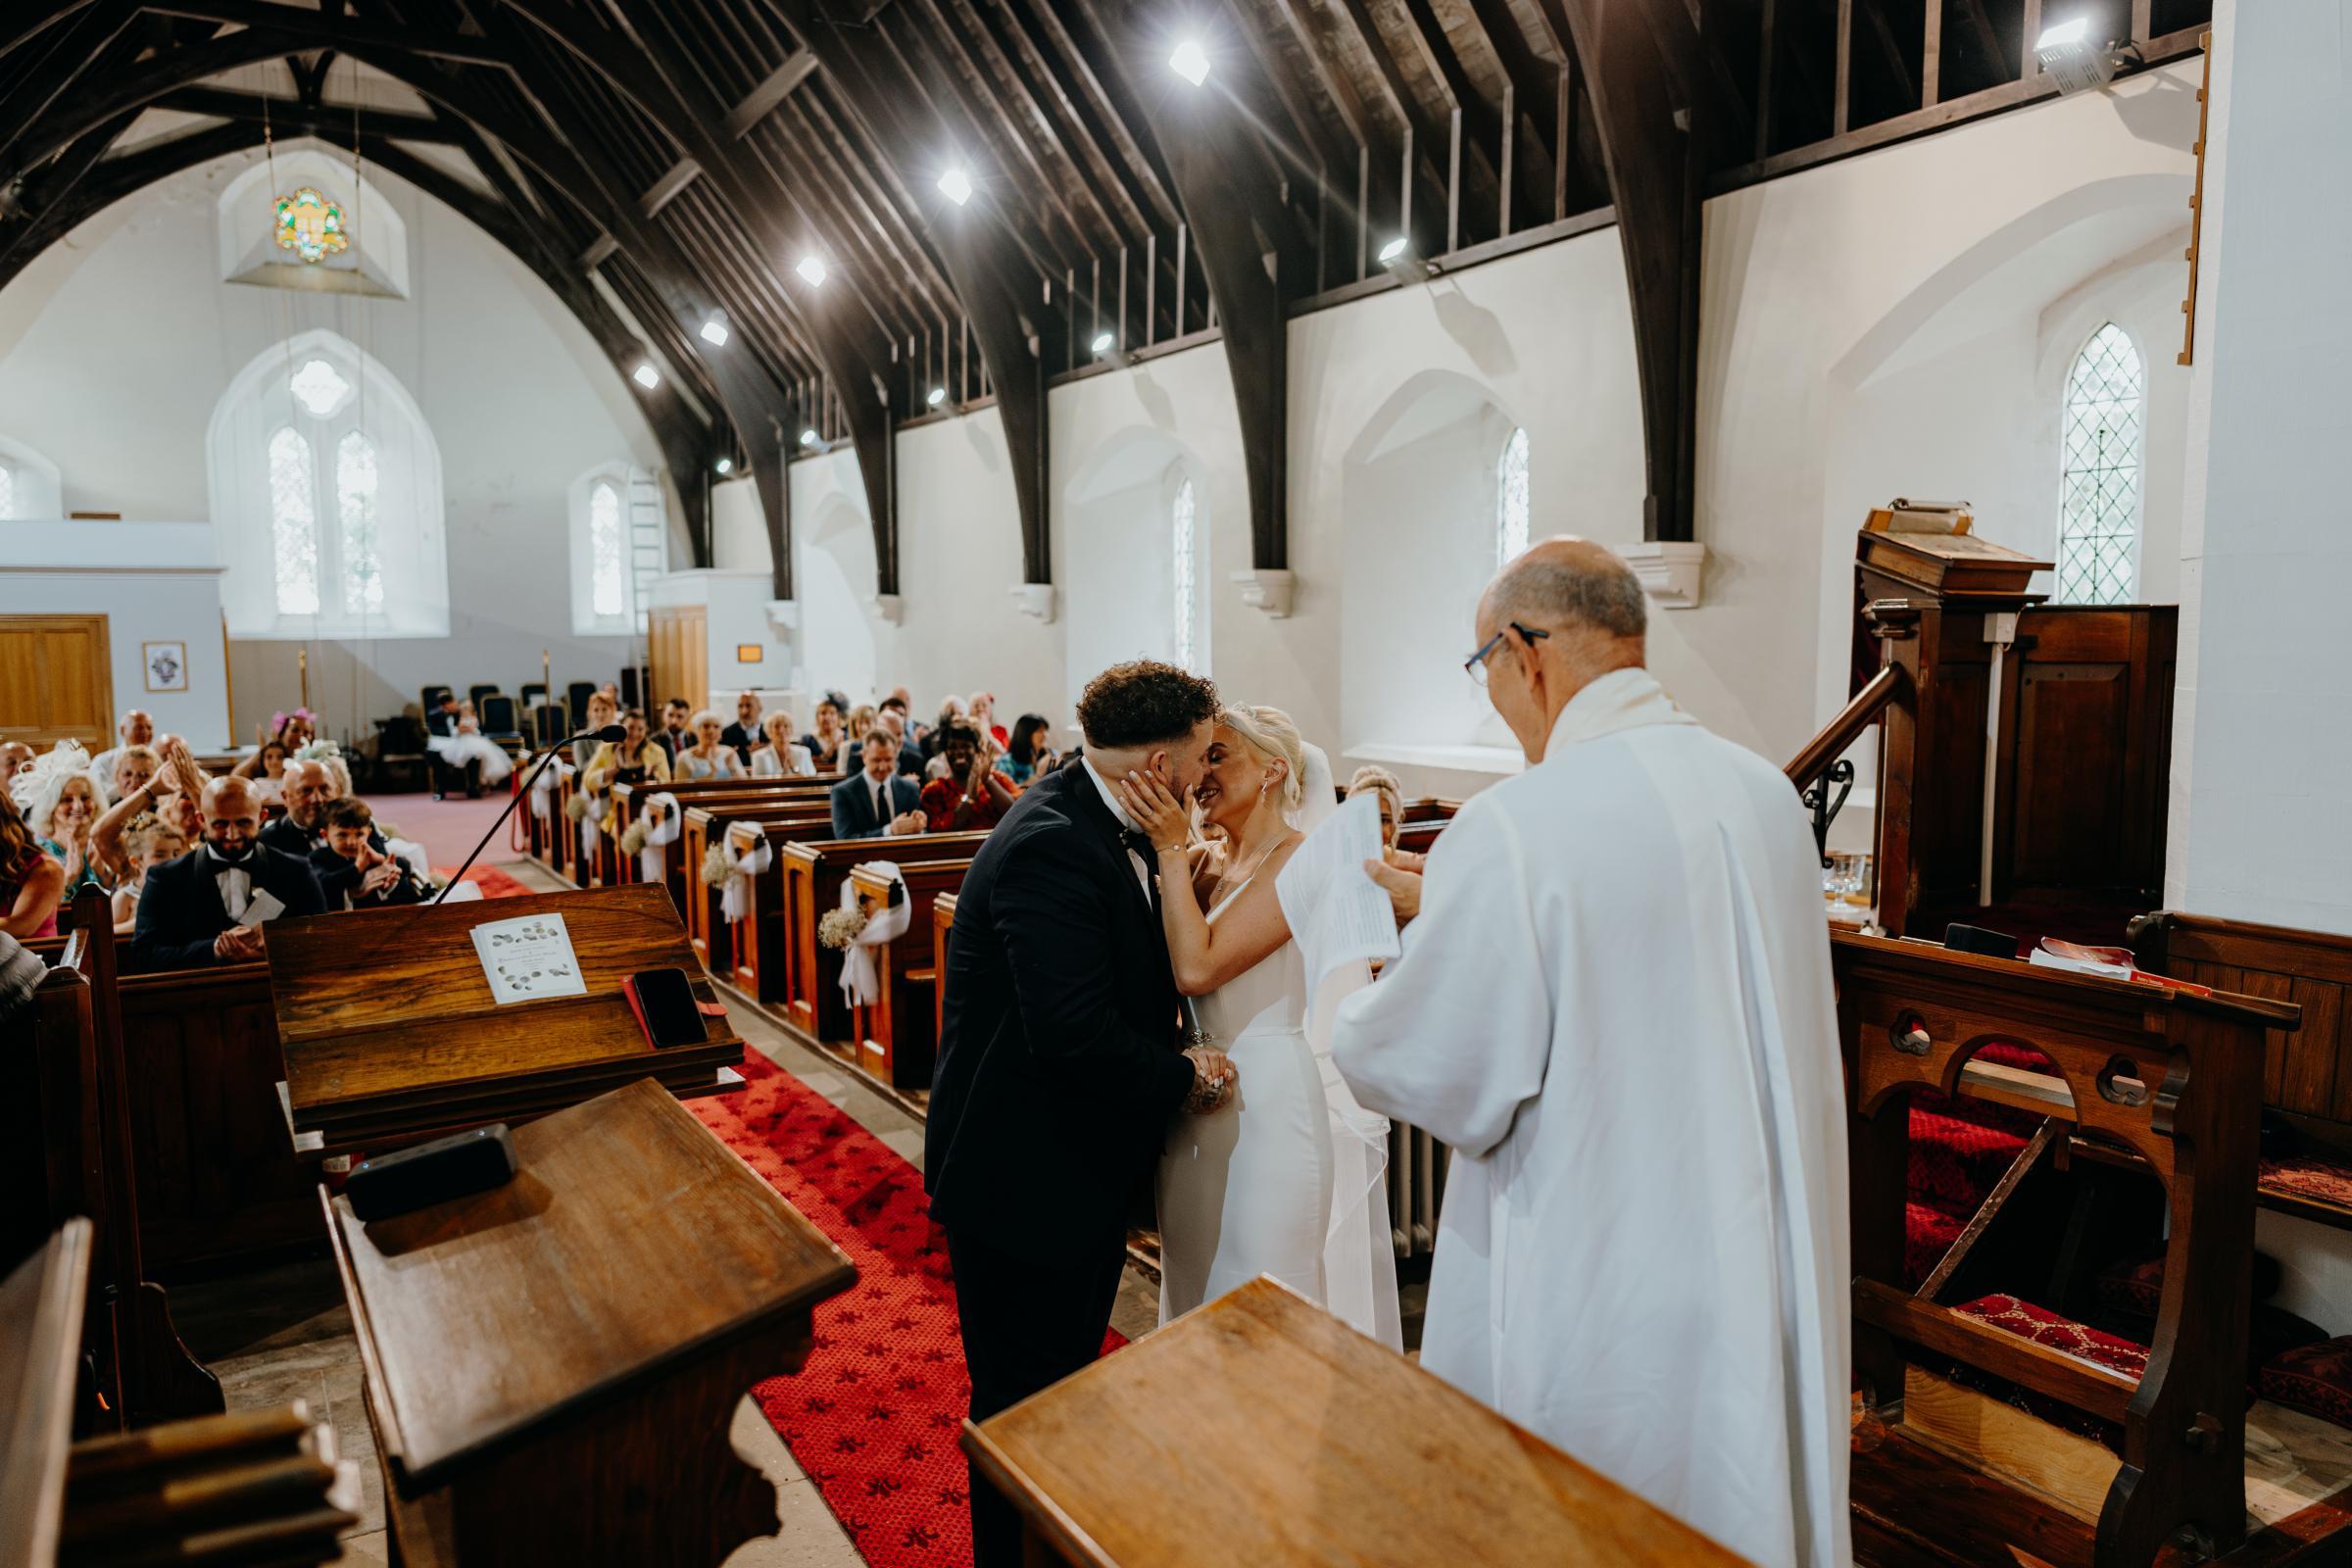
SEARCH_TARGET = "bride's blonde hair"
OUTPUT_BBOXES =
[1218,706,1304,815]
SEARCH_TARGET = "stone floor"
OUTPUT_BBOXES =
[166,858,1164,1568]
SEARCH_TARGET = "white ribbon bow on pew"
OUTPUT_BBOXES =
[528,758,562,820]
[710,825,773,925]
[838,861,912,1009]
[630,792,681,881]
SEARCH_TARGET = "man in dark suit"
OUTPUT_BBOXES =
[717,690,762,767]
[843,708,926,780]
[828,727,925,839]
[131,776,326,971]
[925,661,1233,1568]
[653,697,692,763]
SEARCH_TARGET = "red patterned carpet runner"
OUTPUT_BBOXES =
[431,863,533,899]
[689,1052,1124,1568]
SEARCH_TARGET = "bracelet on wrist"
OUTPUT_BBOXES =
[1153,841,1186,857]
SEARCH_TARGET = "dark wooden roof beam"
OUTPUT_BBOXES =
[722,49,817,139]
[636,153,701,218]
[143,0,510,64]
[149,83,469,141]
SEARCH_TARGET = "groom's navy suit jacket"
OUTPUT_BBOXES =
[926,758,1196,1263]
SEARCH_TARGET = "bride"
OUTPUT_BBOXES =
[1117,706,1402,1348]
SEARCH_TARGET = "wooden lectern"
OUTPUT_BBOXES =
[267,882,746,1156]
[966,1277,1753,1567]
[327,1078,857,1565]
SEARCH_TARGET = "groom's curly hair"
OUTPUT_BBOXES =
[1076,661,1221,751]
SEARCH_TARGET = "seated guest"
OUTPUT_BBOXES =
[424,690,462,738]
[583,708,670,834]
[92,737,207,888]
[310,799,428,909]
[846,703,879,749]
[249,740,290,803]
[846,708,925,779]
[923,694,968,764]
[273,708,318,752]
[425,701,515,797]
[0,740,33,780]
[718,690,763,765]
[752,710,815,777]
[130,777,324,971]
[654,697,692,762]
[829,727,925,839]
[878,694,924,753]
[1346,764,1408,855]
[262,757,385,859]
[921,720,1017,832]
[99,742,161,809]
[802,698,849,772]
[675,710,746,780]
[88,709,156,782]
[16,745,109,908]
[1003,714,1057,784]
[968,691,1009,751]
[0,789,65,939]
[110,813,188,934]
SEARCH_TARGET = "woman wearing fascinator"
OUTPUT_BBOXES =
[1116,706,1401,1348]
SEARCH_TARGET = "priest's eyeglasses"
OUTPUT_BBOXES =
[1464,621,1549,687]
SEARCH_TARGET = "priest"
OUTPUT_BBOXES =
[1333,538,1848,1568]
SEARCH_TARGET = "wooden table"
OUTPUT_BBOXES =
[268,882,747,1157]
[328,1078,857,1565]
[966,1277,1752,1567]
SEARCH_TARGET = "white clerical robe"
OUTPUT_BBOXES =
[1332,667,1848,1568]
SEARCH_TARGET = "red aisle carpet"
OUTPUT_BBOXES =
[689,1053,1125,1568]
[434,863,531,899]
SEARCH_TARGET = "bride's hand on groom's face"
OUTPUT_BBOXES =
[1115,769,1192,853]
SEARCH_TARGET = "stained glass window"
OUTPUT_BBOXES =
[268,425,320,616]
[0,465,14,522]
[290,358,351,418]
[274,187,349,265]
[589,479,625,617]
[1171,477,1198,672]
[1497,426,1530,567]
[336,431,383,616]
[2057,323,2143,606]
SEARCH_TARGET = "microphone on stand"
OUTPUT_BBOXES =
[436,724,625,904]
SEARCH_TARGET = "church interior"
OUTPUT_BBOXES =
[2,0,2347,1564]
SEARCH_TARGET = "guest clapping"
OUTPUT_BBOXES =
[17,746,108,908]
[310,799,426,909]
[752,711,815,777]
[583,708,670,836]
[1003,714,1057,784]
[0,788,64,939]
[921,721,1017,832]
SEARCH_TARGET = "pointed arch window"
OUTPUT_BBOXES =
[1496,426,1530,566]
[589,479,626,617]
[1171,476,1199,672]
[210,330,447,638]
[2056,323,2144,605]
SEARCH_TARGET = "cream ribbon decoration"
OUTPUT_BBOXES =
[837,860,912,1009]
[624,792,682,881]
[710,823,773,924]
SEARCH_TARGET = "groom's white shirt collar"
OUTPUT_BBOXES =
[1079,757,1139,832]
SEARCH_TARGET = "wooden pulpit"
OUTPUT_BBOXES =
[965,1277,1753,1567]
[327,1078,857,1565]
[267,881,746,1157]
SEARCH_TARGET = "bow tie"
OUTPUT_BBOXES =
[208,848,253,870]
[1118,828,1155,861]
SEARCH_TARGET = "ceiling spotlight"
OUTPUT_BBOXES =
[1169,39,1209,86]
[1377,236,1409,264]
[800,428,820,448]
[631,362,661,390]
[714,457,734,475]
[699,315,730,347]
[927,386,948,407]
[938,168,973,207]
[1091,331,1115,356]
[2034,16,2118,94]
[1377,235,1437,280]
[796,255,828,287]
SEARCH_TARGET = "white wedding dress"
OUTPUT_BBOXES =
[1157,872,1403,1348]
[427,717,514,785]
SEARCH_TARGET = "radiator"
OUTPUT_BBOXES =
[1388,1122,1449,1259]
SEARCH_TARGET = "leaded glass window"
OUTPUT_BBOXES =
[589,480,625,616]
[336,431,383,615]
[2056,323,2144,606]
[289,358,351,418]
[1171,477,1198,672]
[268,426,321,616]
[1497,426,1529,566]
[0,465,14,522]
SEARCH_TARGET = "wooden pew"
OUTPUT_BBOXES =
[327,1080,854,1565]
[847,858,972,1092]
[2130,910,2352,1229]
[682,793,835,971]
[1835,928,2287,1566]
[723,808,867,1003]
[967,1275,1749,1568]
[606,773,833,896]
[932,893,956,1055]
[14,894,223,1431]
[780,832,989,1050]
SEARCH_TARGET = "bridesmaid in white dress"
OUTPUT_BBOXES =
[1117,708,1402,1348]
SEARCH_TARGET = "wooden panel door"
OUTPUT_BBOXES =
[0,614,112,750]
[648,605,706,715]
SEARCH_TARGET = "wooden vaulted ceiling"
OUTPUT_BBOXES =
[0,0,2207,600]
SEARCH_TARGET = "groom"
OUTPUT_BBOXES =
[927,660,1236,1567]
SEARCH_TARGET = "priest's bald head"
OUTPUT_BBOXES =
[1472,537,1646,763]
